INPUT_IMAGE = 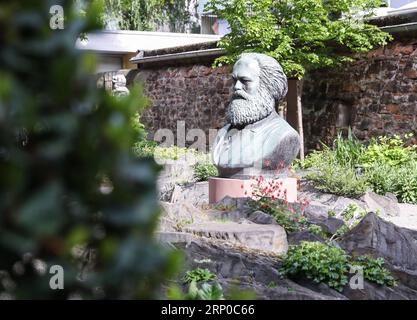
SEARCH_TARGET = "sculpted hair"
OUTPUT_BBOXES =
[238,52,288,102]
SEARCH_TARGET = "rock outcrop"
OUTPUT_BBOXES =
[340,212,417,291]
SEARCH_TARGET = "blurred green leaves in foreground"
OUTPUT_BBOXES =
[0,0,180,299]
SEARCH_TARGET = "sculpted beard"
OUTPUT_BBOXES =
[226,87,275,127]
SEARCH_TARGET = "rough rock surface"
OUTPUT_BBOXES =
[159,201,209,232]
[361,191,400,217]
[287,231,325,245]
[170,182,209,206]
[340,212,417,291]
[184,221,288,254]
[342,281,417,300]
[299,181,366,215]
[175,239,345,300]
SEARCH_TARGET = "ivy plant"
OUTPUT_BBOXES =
[353,256,396,287]
[280,241,350,291]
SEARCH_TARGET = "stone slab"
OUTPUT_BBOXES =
[184,221,288,254]
[155,231,195,244]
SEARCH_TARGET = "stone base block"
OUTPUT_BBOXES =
[209,176,297,204]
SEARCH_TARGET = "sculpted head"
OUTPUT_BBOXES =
[226,53,288,127]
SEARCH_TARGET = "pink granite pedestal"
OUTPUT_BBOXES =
[208,176,297,204]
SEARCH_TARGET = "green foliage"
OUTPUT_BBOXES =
[249,198,308,233]
[132,139,158,158]
[0,1,180,298]
[193,161,219,181]
[360,134,417,168]
[154,146,194,160]
[281,242,350,291]
[364,162,417,204]
[133,143,195,160]
[306,164,369,198]
[187,280,225,300]
[329,205,369,241]
[340,204,367,228]
[353,256,396,286]
[333,225,350,238]
[302,131,417,203]
[307,224,327,238]
[331,130,366,167]
[341,204,356,221]
[281,243,397,291]
[206,0,392,78]
[328,210,337,217]
[183,268,216,283]
[361,134,417,203]
[85,0,194,32]
[167,277,226,300]
[134,143,218,181]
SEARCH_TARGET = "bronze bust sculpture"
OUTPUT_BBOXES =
[212,53,300,178]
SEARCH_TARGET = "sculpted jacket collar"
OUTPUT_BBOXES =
[213,111,286,169]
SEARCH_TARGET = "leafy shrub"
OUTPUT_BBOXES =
[183,268,216,284]
[307,224,328,238]
[340,204,366,223]
[193,161,218,181]
[186,281,225,300]
[360,134,417,168]
[169,268,224,300]
[154,146,197,161]
[331,130,365,168]
[364,161,417,204]
[132,139,158,158]
[0,1,179,299]
[353,256,396,287]
[134,143,197,161]
[281,243,397,291]
[306,164,369,198]
[297,131,365,170]
[281,241,350,292]
[166,281,225,300]
[249,198,308,233]
[301,131,417,204]
[332,225,351,239]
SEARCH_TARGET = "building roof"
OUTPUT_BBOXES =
[75,30,222,54]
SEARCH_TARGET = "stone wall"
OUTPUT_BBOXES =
[127,64,233,149]
[302,36,417,150]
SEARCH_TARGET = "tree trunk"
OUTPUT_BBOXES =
[297,79,305,162]
[286,79,305,162]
